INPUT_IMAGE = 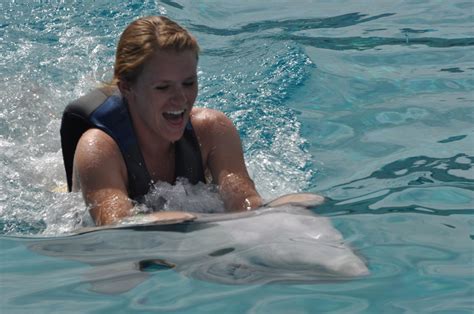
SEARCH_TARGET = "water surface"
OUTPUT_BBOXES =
[1,1,473,313]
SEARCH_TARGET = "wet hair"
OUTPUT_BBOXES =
[111,16,199,86]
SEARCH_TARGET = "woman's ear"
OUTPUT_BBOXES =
[117,79,132,99]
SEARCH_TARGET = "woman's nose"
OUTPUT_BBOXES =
[171,86,187,104]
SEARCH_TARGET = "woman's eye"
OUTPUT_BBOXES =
[183,81,195,87]
[155,85,169,90]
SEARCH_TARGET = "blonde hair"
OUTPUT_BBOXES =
[110,16,199,86]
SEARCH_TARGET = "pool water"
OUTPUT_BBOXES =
[1,1,473,313]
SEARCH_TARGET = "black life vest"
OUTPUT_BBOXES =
[60,88,205,200]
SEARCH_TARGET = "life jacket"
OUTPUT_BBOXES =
[60,88,205,200]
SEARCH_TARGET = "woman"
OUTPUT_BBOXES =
[61,16,263,226]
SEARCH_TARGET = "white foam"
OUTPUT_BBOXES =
[140,178,225,214]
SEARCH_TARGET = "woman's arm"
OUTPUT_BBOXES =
[192,108,263,211]
[73,129,133,225]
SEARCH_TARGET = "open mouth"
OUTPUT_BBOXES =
[163,109,185,122]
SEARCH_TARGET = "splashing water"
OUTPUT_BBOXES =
[141,179,225,214]
[198,40,316,199]
[0,4,315,236]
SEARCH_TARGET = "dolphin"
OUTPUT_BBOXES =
[27,194,369,294]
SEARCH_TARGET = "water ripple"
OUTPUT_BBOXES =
[190,12,396,35]
[275,34,474,50]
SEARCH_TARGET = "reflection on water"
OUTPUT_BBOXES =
[321,154,474,216]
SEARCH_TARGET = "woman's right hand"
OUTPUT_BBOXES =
[146,211,197,224]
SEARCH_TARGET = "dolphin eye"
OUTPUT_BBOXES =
[138,259,176,272]
[209,247,235,257]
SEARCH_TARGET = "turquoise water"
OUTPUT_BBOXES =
[1,1,473,313]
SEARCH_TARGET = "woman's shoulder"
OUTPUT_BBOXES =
[75,128,123,164]
[79,128,117,148]
[73,128,127,186]
[189,107,239,158]
[190,107,233,130]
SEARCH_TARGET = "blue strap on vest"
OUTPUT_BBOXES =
[88,94,152,199]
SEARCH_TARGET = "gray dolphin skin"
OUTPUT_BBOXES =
[28,195,369,294]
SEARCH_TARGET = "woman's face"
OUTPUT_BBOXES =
[124,49,198,143]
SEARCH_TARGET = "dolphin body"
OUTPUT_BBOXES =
[28,205,369,294]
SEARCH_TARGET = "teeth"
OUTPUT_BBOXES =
[165,109,184,115]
